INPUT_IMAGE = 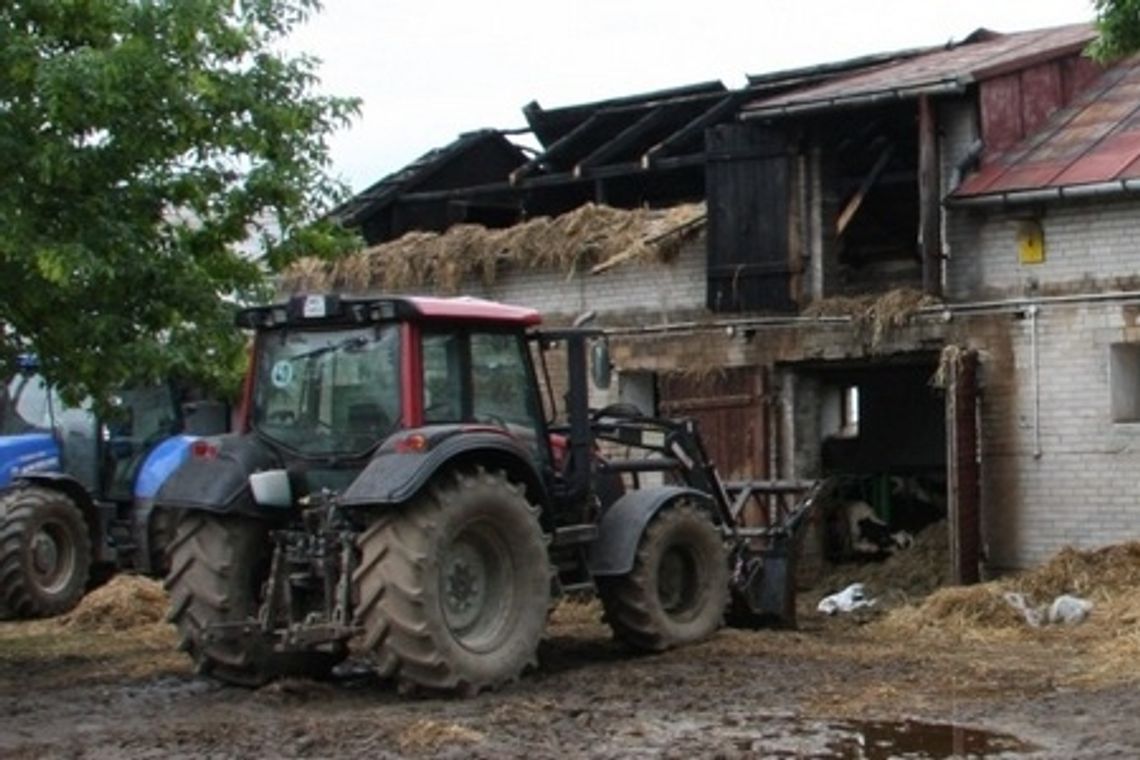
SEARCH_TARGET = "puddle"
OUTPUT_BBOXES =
[642,713,1036,758]
[824,718,1036,759]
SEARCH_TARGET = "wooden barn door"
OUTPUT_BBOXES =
[705,124,793,313]
[945,349,981,584]
[659,367,766,481]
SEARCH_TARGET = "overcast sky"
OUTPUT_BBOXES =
[285,0,1098,193]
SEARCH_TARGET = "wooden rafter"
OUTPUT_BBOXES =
[836,144,894,235]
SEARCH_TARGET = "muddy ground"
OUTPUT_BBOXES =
[3,574,1140,760]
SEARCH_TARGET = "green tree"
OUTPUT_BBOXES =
[0,0,359,402]
[1091,0,1140,60]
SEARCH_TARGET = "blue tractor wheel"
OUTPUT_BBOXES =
[0,486,92,619]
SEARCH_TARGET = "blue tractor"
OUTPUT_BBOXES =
[0,357,229,618]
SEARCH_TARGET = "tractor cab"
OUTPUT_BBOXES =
[0,359,208,502]
[1,359,71,490]
[209,294,554,505]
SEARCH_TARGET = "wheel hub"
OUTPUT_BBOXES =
[31,530,60,578]
[443,542,487,632]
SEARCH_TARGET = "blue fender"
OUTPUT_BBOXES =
[588,486,716,577]
[134,435,197,499]
[0,433,61,489]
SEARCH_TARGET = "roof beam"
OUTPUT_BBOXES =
[836,144,894,235]
[510,112,606,185]
[573,107,669,177]
[642,93,746,167]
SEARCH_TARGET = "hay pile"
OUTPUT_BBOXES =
[58,575,168,633]
[877,541,1140,639]
[803,288,940,345]
[282,202,707,295]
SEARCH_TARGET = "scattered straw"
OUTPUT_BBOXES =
[874,541,1140,645]
[58,575,169,633]
[803,288,940,346]
[396,719,484,752]
[281,203,707,296]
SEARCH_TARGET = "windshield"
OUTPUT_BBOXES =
[1,372,56,435]
[252,326,401,457]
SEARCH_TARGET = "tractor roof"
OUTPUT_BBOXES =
[406,296,541,325]
[236,294,542,330]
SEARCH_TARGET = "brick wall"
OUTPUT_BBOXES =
[475,237,706,322]
[955,303,1140,569]
[946,197,1140,300]
[938,196,1140,566]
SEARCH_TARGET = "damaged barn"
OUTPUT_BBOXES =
[288,21,1140,600]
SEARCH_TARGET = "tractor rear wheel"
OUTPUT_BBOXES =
[0,486,92,619]
[597,502,728,651]
[353,467,550,694]
[165,512,344,687]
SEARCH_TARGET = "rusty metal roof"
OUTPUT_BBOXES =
[955,56,1140,199]
[743,23,1095,118]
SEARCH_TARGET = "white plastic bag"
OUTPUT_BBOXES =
[817,583,875,615]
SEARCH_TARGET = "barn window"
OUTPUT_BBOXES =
[841,385,861,437]
[821,382,860,439]
[1110,343,1140,423]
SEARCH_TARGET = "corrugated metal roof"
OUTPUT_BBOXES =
[743,23,1095,118]
[955,57,1140,198]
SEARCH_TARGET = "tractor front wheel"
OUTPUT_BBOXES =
[165,512,344,687]
[353,467,550,694]
[598,502,729,651]
[0,486,92,619]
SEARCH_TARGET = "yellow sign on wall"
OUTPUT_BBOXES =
[1017,220,1045,265]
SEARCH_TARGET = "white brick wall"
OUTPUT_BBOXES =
[485,236,706,321]
[376,236,708,324]
[483,238,706,321]
[946,197,1140,299]
[967,301,1140,569]
[940,195,1140,567]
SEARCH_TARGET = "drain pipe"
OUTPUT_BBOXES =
[1028,304,1042,459]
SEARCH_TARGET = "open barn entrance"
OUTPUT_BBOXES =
[790,353,953,588]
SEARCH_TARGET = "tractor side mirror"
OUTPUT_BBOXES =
[591,338,612,390]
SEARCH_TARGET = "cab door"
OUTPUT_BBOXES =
[420,327,552,469]
[102,385,180,502]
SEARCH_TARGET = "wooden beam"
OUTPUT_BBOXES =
[918,94,942,296]
[835,144,893,235]
[510,112,606,185]
[574,107,668,177]
[641,93,745,167]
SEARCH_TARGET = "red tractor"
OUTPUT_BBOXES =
[156,295,813,692]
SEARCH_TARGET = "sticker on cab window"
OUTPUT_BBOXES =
[271,360,294,388]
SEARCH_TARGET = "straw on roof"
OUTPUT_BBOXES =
[281,203,707,296]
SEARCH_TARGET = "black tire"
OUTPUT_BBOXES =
[353,467,550,695]
[165,512,345,687]
[597,502,729,652]
[0,486,92,619]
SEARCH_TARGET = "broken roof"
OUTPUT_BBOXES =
[512,81,737,183]
[512,55,909,185]
[742,23,1096,118]
[955,56,1140,201]
[332,130,527,228]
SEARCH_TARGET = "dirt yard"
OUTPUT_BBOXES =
[3,529,1140,759]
